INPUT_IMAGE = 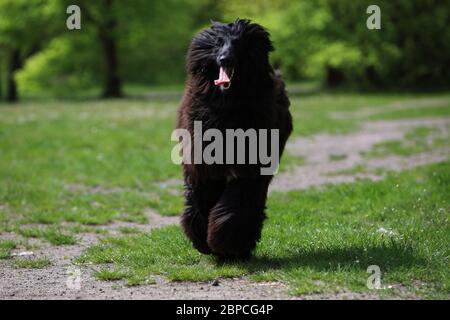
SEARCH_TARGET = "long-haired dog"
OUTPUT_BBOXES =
[177,19,292,260]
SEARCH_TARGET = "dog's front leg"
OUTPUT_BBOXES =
[181,179,225,254]
[207,177,271,260]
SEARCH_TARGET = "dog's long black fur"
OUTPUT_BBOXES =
[177,19,292,260]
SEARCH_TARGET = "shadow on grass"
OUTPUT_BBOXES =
[216,243,426,274]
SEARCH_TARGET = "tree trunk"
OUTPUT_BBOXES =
[7,48,21,102]
[325,65,345,88]
[100,34,122,98]
[0,62,3,101]
[100,0,122,98]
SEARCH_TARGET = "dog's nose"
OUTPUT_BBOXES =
[219,55,232,66]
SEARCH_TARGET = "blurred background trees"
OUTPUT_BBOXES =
[0,0,449,102]
[223,0,450,89]
[0,0,59,101]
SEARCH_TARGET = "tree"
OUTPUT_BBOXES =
[17,0,219,97]
[319,0,450,89]
[76,0,122,97]
[0,48,4,100]
[0,0,58,102]
[223,0,450,89]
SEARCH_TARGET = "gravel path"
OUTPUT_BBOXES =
[271,117,450,192]
[2,115,448,300]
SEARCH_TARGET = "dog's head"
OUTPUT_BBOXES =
[187,19,273,92]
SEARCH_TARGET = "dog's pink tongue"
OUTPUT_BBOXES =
[214,67,230,86]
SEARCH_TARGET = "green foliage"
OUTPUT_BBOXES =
[16,37,97,97]
[2,0,449,98]
[322,0,450,88]
[223,0,450,88]
[0,0,62,100]
[14,0,220,96]
[0,0,57,49]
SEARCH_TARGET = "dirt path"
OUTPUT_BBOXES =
[271,117,450,192]
[2,116,448,300]
[1,214,298,300]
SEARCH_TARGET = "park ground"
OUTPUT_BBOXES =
[0,88,449,299]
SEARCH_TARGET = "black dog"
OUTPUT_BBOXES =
[177,19,292,260]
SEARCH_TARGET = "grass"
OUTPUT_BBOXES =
[329,154,348,161]
[118,226,143,234]
[369,105,450,120]
[0,240,16,259]
[0,99,183,223]
[288,93,450,137]
[325,164,368,176]
[1,90,449,298]
[2,92,448,229]
[363,126,449,158]
[93,269,128,281]
[278,154,305,173]
[78,162,450,298]
[13,257,51,269]
[18,227,77,245]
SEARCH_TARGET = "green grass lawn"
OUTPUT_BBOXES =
[78,162,450,297]
[2,92,448,228]
[1,90,449,298]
